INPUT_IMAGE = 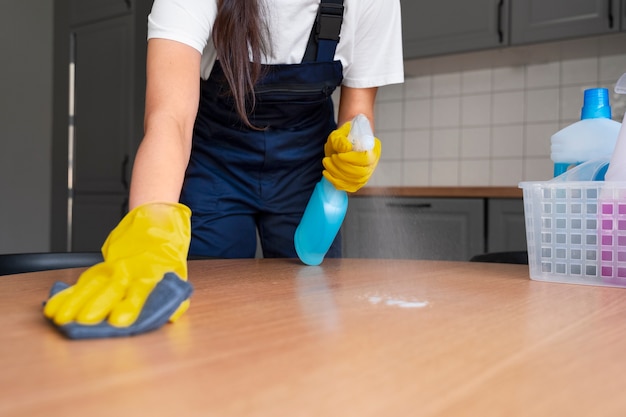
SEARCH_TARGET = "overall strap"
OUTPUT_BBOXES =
[302,0,345,63]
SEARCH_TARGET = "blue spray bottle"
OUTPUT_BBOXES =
[295,114,375,266]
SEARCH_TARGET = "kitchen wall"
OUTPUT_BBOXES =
[2,16,625,253]
[371,33,626,187]
[0,0,53,253]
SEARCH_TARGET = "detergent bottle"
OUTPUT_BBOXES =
[551,87,620,177]
[294,114,375,266]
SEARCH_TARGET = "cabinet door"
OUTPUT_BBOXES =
[72,16,132,195]
[487,198,527,253]
[70,15,133,250]
[342,197,485,261]
[400,0,508,59]
[70,0,133,26]
[72,194,128,251]
[510,0,619,45]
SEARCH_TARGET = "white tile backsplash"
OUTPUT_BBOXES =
[460,127,491,159]
[432,97,460,127]
[527,62,560,88]
[370,161,403,186]
[492,91,525,124]
[404,75,432,99]
[492,125,524,158]
[403,99,431,129]
[461,94,491,126]
[560,85,587,120]
[491,159,524,185]
[600,54,626,82]
[459,159,490,186]
[431,160,459,186]
[404,129,430,160]
[525,123,557,157]
[433,72,461,96]
[432,128,460,159]
[526,88,560,122]
[461,69,492,94]
[524,157,553,181]
[380,130,403,160]
[375,82,404,101]
[372,33,626,187]
[403,161,431,186]
[561,57,599,85]
[493,66,525,91]
[375,100,403,131]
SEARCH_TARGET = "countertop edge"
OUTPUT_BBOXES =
[352,187,523,198]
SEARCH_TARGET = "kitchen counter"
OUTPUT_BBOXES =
[354,186,523,198]
[345,186,528,258]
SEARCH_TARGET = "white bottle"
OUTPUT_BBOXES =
[605,74,626,182]
[551,88,621,178]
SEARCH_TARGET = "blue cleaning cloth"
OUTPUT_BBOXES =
[45,273,193,339]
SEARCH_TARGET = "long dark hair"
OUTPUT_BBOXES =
[213,0,270,128]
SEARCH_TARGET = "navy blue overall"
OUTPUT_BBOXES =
[180,2,345,258]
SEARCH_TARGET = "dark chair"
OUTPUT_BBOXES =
[469,251,528,265]
[0,252,220,276]
[0,252,104,276]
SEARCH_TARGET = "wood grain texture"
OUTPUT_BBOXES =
[1,259,625,416]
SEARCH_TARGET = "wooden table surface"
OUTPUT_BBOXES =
[1,258,626,417]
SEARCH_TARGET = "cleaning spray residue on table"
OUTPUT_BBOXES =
[367,295,429,309]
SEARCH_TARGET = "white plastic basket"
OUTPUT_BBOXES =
[520,177,626,288]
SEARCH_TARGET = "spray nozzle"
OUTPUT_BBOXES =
[347,114,375,152]
[615,73,626,95]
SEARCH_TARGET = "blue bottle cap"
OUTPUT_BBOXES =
[581,88,611,119]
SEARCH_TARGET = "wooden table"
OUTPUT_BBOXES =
[2,258,626,416]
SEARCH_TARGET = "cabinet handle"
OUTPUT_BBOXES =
[121,154,129,190]
[124,0,132,9]
[385,202,432,209]
[497,0,504,43]
[608,0,614,29]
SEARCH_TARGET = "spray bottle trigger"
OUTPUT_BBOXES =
[348,114,375,152]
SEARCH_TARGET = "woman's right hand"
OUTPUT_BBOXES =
[44,202,192,328]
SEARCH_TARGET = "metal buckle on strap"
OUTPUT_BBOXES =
[316,3,344,41]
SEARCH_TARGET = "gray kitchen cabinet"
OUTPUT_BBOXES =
[51,0,151,251]
[401,0,621,60]
[342,197,485,261]
[510,0,620,45]
[69,15,134,250]
[400,0,509,59]
[486,198,528,253]
[70,0,133,25]
[71,195,129,251]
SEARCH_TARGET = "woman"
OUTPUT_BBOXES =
[44,0,403,335]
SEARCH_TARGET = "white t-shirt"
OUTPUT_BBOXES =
[147,0,404,88]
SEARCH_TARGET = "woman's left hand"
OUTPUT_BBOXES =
[322,121,382,192]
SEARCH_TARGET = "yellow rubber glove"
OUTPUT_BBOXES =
[322,121,382,193]
[43,202,191,327]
